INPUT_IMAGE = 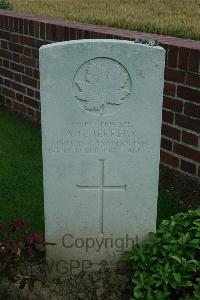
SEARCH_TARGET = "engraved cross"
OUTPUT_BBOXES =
[77,159,127,234]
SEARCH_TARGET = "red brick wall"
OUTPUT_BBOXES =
[0,10,200,179]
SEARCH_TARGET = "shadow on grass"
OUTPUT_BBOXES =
[0,108,44,232]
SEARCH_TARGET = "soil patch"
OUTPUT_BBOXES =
[159,165,200,211]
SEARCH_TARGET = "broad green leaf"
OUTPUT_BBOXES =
[171,255,182,264]
[173,272,181,283]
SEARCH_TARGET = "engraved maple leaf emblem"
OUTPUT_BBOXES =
[74,60,130,114]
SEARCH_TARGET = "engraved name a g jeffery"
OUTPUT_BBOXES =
[65,129,136,138]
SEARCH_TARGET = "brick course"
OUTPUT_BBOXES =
[0,10,199,179]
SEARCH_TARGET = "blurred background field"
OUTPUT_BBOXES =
[7,0,200,40]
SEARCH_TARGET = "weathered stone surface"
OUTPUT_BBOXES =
[39,39,165,276]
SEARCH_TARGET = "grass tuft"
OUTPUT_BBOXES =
[0,0,11,9]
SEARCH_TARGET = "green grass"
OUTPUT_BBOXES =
[0,108,180,232]
[0,108,44,232]
[0,0,11,9]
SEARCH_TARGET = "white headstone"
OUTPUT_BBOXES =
[40,40,165,276]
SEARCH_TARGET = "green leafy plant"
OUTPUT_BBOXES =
[0,219,46,294]
[0,0,12,9]
[126,209,200,300]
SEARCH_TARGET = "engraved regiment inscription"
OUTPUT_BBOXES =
[73,57,132,116]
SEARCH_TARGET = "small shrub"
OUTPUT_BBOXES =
[0,0,11,10]
[127,209,200,299]
[0,219,46,294]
